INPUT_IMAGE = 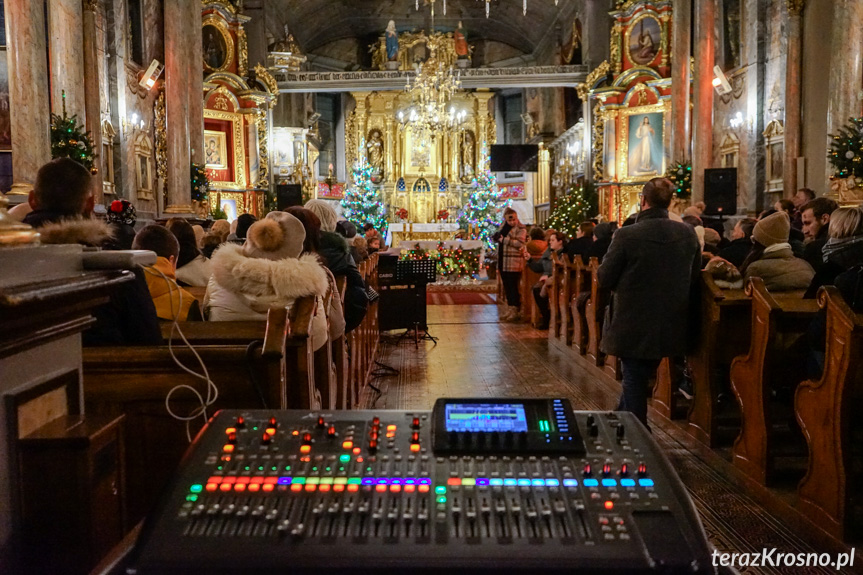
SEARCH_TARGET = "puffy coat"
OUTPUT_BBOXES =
[743,247,814,291]
[176,254,213,287]
[204,243,330,350]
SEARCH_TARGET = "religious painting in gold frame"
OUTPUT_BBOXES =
[204,130,228,169]
[202,16,234,73]
[403,127,438,177]
[204,109,246,190]
[209,191,247,221]
[627,13,661,67]
[617,102,670,183]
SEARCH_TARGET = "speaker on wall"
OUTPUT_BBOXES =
[276,184,303,210]
[703,168,737,216]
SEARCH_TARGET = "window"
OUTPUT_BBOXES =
[128,0,144,65]
[503,93,523,145]
[316,93,339,178]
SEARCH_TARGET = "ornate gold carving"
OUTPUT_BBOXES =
[204,108,247,189]
[154,91,168,182]
[786,0,805,16]
[214,94,230,110]
[202,15,234,74]
[577,60,611,100]
[253,65,278,109]
[592,103,605,181]
[371,30,460,71]
[125,62,148,99]
[255,108,269,189]
[201,0,238,15]
[660,13,670,67]
[611,23,623,75]
[237,28,248,77]
[345,105,359,169]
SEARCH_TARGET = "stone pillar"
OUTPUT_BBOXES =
[164,0,194,213]
[47,0,86,120]
[82,0,104,203]
[188,0,204,166]
[6,0,52,195]
[783,1,804,198]
[582,0,612,68]
[670,0,691,163]
[243,0,268,71]
[826,1,863,141]
[691,0,716,203]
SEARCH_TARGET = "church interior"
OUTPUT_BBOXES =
[2,0,863,573]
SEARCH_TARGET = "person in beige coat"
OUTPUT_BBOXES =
[740,211,815,291]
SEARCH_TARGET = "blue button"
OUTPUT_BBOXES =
[418,478,431,485]
[490,478,504,486]
[518,479,531,487]
[639,478,655,487]
[504,478,517,486]
[531,479,545,486]
[563,479,578,487]
[546,479,560,487]
[602,479,617,487]
[377,478,388,485]
[391,478,401,485]
[362,478,374,485]
[278,477,292,485]
[620,479,636,487]
[405,478,416,485]
[583,478,599,487]
[477,478,489,486]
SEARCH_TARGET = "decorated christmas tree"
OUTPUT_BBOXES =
[341,156,387,233]
[828,117,863,178]
[665,160,692,198]
[458,168,509,249]
[190,162,210,203]
[50,91,96,172]
[545,182,597,238]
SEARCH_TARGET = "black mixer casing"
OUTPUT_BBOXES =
[127,399,715,574]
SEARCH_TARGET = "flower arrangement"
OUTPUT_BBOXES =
[437,209,450,221]
[395,207,409,220]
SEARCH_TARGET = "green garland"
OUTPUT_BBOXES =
[399,243,482,279]
[828,117,863,179]
[665,161,692,199]
[190,162,210,202]
[50,92,96,172]
[545,182,597,237]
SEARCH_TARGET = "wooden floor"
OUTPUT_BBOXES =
[362,305,861,575]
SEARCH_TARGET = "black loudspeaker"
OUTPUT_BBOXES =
[703,168,737,216]
[276,184,303,210]
[378,285,427,331]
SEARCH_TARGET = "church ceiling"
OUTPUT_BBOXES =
[265,0,580,56]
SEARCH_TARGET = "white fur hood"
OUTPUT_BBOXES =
[37,218,114,246]
[210,242,329,302]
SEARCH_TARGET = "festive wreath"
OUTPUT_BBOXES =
[437,209,450,221]
[395,207,409,219]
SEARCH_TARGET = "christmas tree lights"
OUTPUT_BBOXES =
[545,182,597,238]
[50,91,96,172]
[458,168,509,249]
[665,161,692,198]
[341,151,387,233]
[399,242,482,279]
[828,117,863,179]
[190,162,210,203]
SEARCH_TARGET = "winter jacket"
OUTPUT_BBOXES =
[742,246,815,292]
[527,247,562,277]
[717,237,752,270]
[802,225,829,273]
[319,231,368,332]
[497,222,527,273]
[176,254,213,287]
[142,257,201,321]
[203,243,330,351]
[565,236,594,265]
[598,208,702,359]
[805,234,863,298]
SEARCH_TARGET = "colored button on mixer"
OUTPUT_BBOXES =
[638,478,655,487]
[563,479,578,487]
[620,479,636,487]
[602,479,617,487]
[583,479,599,487]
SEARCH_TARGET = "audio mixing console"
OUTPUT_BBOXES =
[128,398,715,574]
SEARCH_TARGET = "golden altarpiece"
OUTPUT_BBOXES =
[347,31,495,226]
[577,0,673,222]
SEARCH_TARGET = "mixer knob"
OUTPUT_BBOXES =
[372,417,380,427]
[262,432,273,445]
[589,421,599,437]
[616,425,625,441]
[411,417,421,430]
[586,414,595,427]
[369,439,378,453]
[637,462,648,477]
[317,416,326,428]
[328,425,337,438]
[602,462,612,477]
[620,463,629,477]
[302,432,312,445]
[236,416,245,428]
[227,432,237,444]
[583,463,592,477]
[410,431,420,444]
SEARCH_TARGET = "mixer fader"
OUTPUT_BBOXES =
[128,398,715,574]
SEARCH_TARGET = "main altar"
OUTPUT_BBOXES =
[344,30,496,232]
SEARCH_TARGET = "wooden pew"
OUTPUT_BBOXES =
[686,273,752,446]
[83,301,315,526]
[549,253,564,341]
[333,276,350,410]
[585,257,621,379]
[795,286,863,540]
[651,358,680,419]
[348,254,380,407]
[520,264,543,327]
[729,278,819,485]
[569,257,591,356]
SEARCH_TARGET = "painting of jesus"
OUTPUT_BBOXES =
[627,112,664,178]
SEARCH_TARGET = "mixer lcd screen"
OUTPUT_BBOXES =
[445,403,529,433]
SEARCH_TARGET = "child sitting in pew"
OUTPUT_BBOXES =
[133,225,203,322]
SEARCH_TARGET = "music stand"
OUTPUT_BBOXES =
[395,259,437,347]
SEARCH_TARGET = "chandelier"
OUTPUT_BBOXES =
[396,57,466,150]
[416,0,560,19]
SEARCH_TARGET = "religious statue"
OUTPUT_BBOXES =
[455,21,469,59]
[460,131,476,183]
[385,21,399,62]
[367,130,385,179]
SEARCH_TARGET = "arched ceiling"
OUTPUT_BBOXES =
[265,0,580,57]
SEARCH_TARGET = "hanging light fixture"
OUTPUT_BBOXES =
[396,59,465,151]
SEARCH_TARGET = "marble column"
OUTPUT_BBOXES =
[691,0,716,204]
[188,0,204,166]
[784,1,804,198]
[582,0,612,68]
[243,0,268,72]
[83,0,104,203]
[826,1,863,142]
[670,0,691,163]
[48,0,86,120]
[6,0,52,195]
[164,0,194,213]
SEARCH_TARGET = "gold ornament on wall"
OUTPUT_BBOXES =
[237,28,248,77]
[154,90,167,182]
[256,108,269,189]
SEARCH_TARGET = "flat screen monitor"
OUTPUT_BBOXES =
[490,145,539,172]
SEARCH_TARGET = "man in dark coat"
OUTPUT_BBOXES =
[718,217,757,270]
[598,178,701,427]
[800,197,839,273]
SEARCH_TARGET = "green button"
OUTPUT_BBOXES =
[293,477,306,485]
[436,496,447,504]
[435,486,447,495]
[190,484,203,493]
[339,454,351,463]
[461,478,476,486]
[306,477,321,485]
[334,477,348,485]
[186,494,198,502]
[348,477,361,485]
[319,477,333,485]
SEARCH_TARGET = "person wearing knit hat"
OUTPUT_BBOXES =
[740,211,815,291]
[204,211,332,350]
[304,199,339,232]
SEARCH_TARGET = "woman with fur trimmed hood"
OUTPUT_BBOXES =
[204,211,331,351]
